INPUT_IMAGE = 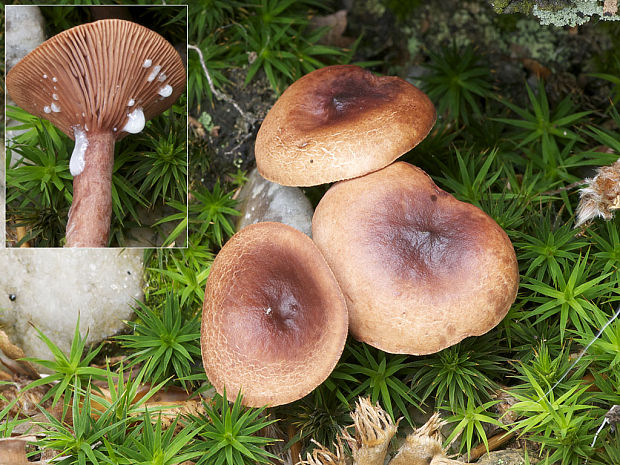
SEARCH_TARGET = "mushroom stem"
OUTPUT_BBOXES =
[65,132,115,247]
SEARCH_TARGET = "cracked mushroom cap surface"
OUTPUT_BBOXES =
[6,19,185,140]
[312,162,519,355]
[201,222,348,407]
[255,65,436,186]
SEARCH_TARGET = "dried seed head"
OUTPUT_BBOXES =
[575,160,620,227]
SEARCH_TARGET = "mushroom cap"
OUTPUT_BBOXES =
[201,222,348,407]
[6,19,185,140]
[312,162,519,355]
[255,65,436,186]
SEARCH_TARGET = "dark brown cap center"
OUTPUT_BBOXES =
[220,243,327,364]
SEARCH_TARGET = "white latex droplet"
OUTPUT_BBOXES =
[143,59,152,68]
[158,85,173,98]
[44,106,51,113]
[147,65,162,82]
[52,94,59,100]
[51,103,60,112]
[128,99,135,106]
[158,73,167,82]
[122,108,145,134]
[70,127,89,176]
[52,77,57,82]
[43,74,48,79]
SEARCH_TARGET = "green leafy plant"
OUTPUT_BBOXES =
[238,0,347,94]
[190,181,240,247]
[134,115,187,206]
[509,366,600,465]
[494,80,595,182]
[495,80,590,150]
[516,216,589,282]
[23,319,108,407]
[6,115,72,207]
[115,409,202,465]
[116,292,201,388]
[418,44,493,125]
[511,342,585,393]
[575,307,620,378]
[590,219,620,280]
[332,341,420,427]
[521,252,614,340]
[91,363,169,433]
[443,398,504,459]
[436,147,502,205]
[0,382,28,437]
[189,390,280,465]
[146,245,213,307]
[410,334,509,411]
[36,379,127,465]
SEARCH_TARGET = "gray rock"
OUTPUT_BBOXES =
[236,168,314,237]
[5,6,46,72]
[6,6,47,146]
[0,249,143,364]
[1,145,5,248]
[475,449,538,465]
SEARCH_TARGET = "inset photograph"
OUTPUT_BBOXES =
[5,5,188,247]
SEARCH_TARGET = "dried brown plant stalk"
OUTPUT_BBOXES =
[343,397,398,465]
[300,439,347,465]
[390,413,465,465]
[300,398,466,465]
[575,159,620,227]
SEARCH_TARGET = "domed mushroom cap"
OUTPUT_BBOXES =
[6,19,185,140]
[201,222,348,407]
[312,162,519,355]
[255,65,436,186]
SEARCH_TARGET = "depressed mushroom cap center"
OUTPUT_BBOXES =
[220,243,328,364]
[365,188,478,286]
[293,70,400,131]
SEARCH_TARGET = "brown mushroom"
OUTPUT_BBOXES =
[6,19,185,247]
[255,65,436,187]
[312,162,519,355]
[201,222,348,407]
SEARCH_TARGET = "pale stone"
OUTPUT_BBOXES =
[6,6,46,71]
[236,168,314,237]
[0,145,5,248]
[0,249,143,364]
[6,6,47,147]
